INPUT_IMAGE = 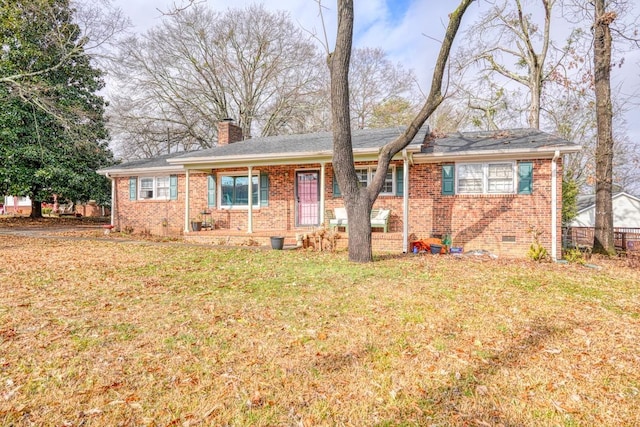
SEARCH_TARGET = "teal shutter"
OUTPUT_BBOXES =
[442,165,455,195]
[332,172,341,197]
[169,175,178,200]
[518,162,533,194]
[207,175,216,207]
[129,177,137,200]
[260,172,269,206]
[395,166,404,196]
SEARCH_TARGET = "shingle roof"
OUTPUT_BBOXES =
[174,126,426,160]
[104,151,194,171]
[99,126,580,174]
[421,128,578,155]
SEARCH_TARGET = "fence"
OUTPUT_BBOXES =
[564,227,640,252]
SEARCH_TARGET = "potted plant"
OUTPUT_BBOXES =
[190,216,203,232]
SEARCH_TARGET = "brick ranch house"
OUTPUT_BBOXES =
[98,120,580,259]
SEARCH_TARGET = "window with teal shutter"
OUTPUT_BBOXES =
[395,166,404,196]
[442,165,455,195]
[518,162,533,194]
[129,177,137,200]
[332,172,341,197]
[169,175,178,200]
[260,172,269,206]
[207,175,216,207]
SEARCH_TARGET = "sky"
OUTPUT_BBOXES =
[108,0,640,143]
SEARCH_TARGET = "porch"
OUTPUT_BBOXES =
[183,227,406,252]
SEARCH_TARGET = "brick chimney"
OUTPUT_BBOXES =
[217,118,243,146]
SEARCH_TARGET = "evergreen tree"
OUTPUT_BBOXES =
[0,0,114,217]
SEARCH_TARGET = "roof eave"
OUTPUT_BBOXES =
[97,165,185,176]
[170,146,417,169]
[412,145,582,163]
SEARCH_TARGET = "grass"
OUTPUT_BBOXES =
[1,226,639,426]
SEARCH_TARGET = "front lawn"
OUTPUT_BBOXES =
[1,235,638,426]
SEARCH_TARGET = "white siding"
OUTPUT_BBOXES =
[570,193,640,228]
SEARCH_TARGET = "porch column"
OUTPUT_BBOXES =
[402,150,409,253]
[184,169,190,233]
[320,162,326,226]
[551,150,560,260]
[110,176,115,226]
[247,166,253,233]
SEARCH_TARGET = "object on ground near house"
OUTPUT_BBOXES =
[200,210,213,229]
[430,244,442,255]
[270,236,285,250]
[411,237,446,254]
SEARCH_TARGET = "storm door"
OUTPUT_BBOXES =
[295,171,320,226]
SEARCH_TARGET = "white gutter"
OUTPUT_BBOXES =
[184,169,190,233]
[551,150,560,260]
[402,149,410,253]
[412,146,582,163]
[247,166,253,233]
[97,166,185,176]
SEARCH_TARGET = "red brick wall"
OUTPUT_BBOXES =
[113,157,563,257]
[406,159,562,257]
[113,175,187,236]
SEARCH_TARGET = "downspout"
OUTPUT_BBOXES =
[551,150,560,261]
[402,149,410,253]
[184,169,190,233]
[247,166,253,233]
[320,162,326,226]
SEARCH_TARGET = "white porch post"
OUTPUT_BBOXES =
[320,162,326,226]
[110,175,115,226]
[551,150,560,260]
[184,169,190,233]
[247,166,253,233]
[402,150,410,253]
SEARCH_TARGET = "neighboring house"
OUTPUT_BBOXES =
[570,192,640,228]
[98,120,580,258]
[2,196,32,215]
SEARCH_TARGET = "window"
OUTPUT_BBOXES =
[456,162,515,194]
[221,174,259,208]
[457,164,483,194]
[355,166,395,195]
[138,176,171,200]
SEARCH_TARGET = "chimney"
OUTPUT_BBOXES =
[217,118,243,146]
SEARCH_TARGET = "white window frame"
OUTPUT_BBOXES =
[219,172,260,209]
[138,176,170,200]
[455,162,516,195]
[355,165,396,196]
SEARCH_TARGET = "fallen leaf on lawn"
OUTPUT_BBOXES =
[476,385,489,396]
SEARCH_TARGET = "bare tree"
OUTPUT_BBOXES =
[349,47,416,129]
[426,99,468,134]
[370,97,420,129]
[109,4,321,158]
[329,0,474,263]
[456,0,572,130]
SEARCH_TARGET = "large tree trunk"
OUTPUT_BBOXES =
[592,0,615,255]
[329,0,473,262]
[30,198,43,218]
